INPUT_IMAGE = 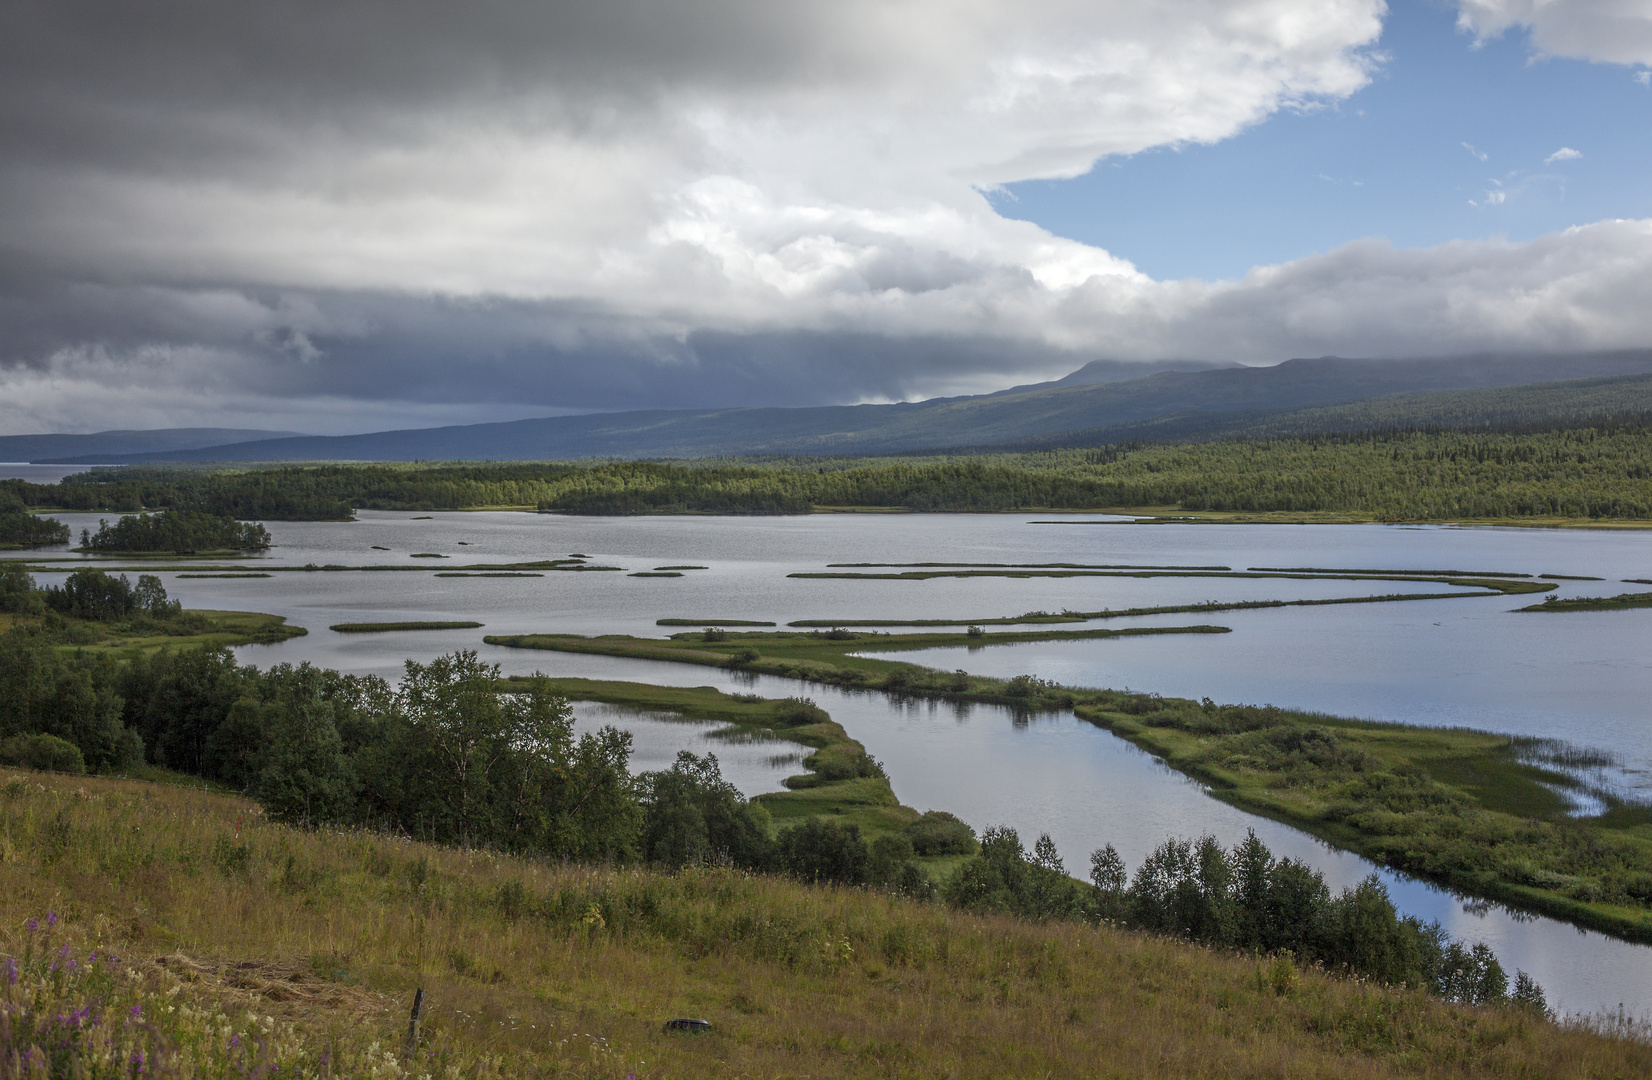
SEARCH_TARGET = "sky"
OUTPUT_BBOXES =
[1,0,1650,435]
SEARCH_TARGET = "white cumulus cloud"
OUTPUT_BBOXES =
[1456,0,1652,65]
[1545,146,1584,163]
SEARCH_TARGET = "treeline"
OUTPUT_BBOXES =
[0,490,69,548]
[12,424,1651,520]
[3,472,353,521]
[947,827,1546,1012]
[1,565,212,646]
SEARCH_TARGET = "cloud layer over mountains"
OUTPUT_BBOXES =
[1,0,1650,433]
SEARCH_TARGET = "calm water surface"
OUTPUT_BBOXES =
[6,509,1649,1015]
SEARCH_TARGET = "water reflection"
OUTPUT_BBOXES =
[569,701,807,798]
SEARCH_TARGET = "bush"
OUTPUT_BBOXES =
[771,697,828,727]
[806,748,885,781]
[776,819,869,885]
[0,733,87,775]
[904,811,978,856]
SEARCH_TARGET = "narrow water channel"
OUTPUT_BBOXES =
[491,650,1652,1020]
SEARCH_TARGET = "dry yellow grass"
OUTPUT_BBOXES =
[2,766,1647,1079]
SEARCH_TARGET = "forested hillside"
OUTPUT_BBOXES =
[12,425,1651,520]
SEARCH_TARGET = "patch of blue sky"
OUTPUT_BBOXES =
[987,0,1652,283]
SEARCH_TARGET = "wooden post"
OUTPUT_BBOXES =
[404,987,425,1062]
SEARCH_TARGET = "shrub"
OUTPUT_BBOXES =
[905,811,978,856]
[772,697,828,727]
[0,733,87,775]
[806,748,886,781]
[776,819,869,885]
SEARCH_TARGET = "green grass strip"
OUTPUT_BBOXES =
[1248,566,1533,578]
[175,573,272,579]
[785,590,1503,627]
[826,568,1229,574]
[1517,592,1652,612]
[657,619,777,627]
[434,572,544,578]
[329,620,485,633]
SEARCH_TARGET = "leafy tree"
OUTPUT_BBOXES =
[121,646,251,775]
[639,751,771,870]
[0,632,138,773]
[44,569,138,620]
[0,563,40,614]
[947,826,1087,919]
[776,819,869,885]
[256,699,353,826]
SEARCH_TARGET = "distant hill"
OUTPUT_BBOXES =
[1,428,300,463]
[968,372,1652,451]
[37,351,1652,463]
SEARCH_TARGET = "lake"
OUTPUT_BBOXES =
[6,508,1650,1015]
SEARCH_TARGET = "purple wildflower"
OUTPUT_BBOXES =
[45,912,57,927]
[25,919,37,932]
[130,1004,143,1019]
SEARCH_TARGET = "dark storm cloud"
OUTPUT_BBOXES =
[2,0,1649,434]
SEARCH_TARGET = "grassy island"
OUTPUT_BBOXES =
[77,510,272,554]
[1518,592,1652,612]
[512,677,918,844]
[487,625,1652,944]
[329,620,485,633]
[0,508,70,549]
[1,564,304,658]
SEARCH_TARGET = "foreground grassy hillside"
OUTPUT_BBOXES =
[3,768,1647,1079]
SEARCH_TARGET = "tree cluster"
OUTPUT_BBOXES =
[0,491,70,548]
[79,511,272,553]
[947,825,1549,1015]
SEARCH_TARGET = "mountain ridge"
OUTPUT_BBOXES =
[33,352,1652,464]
